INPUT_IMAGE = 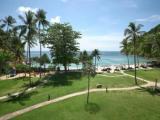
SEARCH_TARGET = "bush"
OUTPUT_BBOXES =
[16,64,30,73]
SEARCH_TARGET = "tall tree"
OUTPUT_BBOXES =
[124,22,143,85]
[83,59,96,104]
[46,23,81,72]
[40,53,50,73]
[18,11,37,86]
[120,38,130,68]
[35,9,49,78]
[0,16,16,32]
[79,51,91,69]
[91,49,100,70]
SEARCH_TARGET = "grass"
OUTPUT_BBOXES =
[125,68,160,81]
[0,72,144,116]
[12,90,160,120]
[101,72,123,76]
[0,77,39,96]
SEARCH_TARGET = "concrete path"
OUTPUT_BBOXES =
[0,73,38,81]
[0,87,37,101]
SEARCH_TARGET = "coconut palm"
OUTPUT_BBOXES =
[120,38,130,68]
[18,11,37,86]
[0,16,16,32]
[79,51,91,69]
[35,9,49,78]
[83,59,96,104]
[91,49,100,69]
[124,22,143,85]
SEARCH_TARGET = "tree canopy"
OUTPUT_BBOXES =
[46,23,81,71]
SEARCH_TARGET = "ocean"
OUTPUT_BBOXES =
[28,51,149,68]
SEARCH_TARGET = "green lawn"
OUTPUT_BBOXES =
[125,68,160,81]
[12,91,160,120]
[0,72,144,116]
[101,72,123,76]
[0,77,38,96]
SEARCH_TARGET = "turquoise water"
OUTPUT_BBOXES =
[28,51,149,68]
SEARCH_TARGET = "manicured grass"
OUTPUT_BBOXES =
[12,91,160,120]
[0,77,38,96]
[94,75,144,88]
[102,72,123,76]
[125,68,160,81]
[0,72,143,116]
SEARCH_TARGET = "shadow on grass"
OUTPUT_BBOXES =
[137,86,160,96]
[84,102,100,114]
[4,90,38,106]
[41,71,83,87]
[10,76,30,81]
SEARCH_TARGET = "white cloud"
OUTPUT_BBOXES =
[50,16,61,24]
[17,6,38,14]
[135,15,160,22]
[78,33,123,51]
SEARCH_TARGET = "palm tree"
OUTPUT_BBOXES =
[18,11,37,86]
[91,49,100,69]
[83,60,96,104]
[0,16,16,32]
[35,9,49,78]
[79,51,90,69]
[120,38,130,68]
[124,22,143,85]
[0,16,16,52]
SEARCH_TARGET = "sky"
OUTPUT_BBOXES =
[0,0,160,51]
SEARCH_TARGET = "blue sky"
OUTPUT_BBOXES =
[1,0,160,51]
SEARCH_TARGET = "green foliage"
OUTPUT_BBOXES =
[122,23,160,62]
[91,49,100,69]
[46,23,81,71]
[15,64,30,73]
[40,53,50,66]
[80,50,93,69]
[0,51,13,74]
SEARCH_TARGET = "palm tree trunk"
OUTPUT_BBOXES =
[44,64,45,75]
[28,40,32,86]
[137,56,139,67]
[64,64,67,72]
[87,74,90,104]
[26,44,29,64]
[127,55,130,68]
[39,24,42,78]
[95,57,96,69]
[134,38,137,85]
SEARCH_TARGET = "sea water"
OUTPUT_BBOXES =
[28,51,149,69]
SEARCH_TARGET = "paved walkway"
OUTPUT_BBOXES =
[0,87,37,100]
[0,73,38,81]
[0,71,159,120]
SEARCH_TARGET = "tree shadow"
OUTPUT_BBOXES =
[4,90,38,106]
[84,102,100,114]
[137,86,160,96]
[41,71,83,87]
[10,76,30,81]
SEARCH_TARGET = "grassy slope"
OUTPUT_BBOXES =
[0,72,144,116]
[101,72,123,76]
[125,68,160,81]
[12,91,160,120]
[0,77,38,96]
